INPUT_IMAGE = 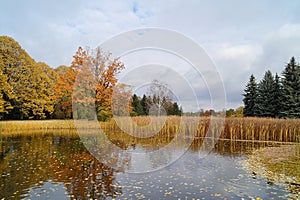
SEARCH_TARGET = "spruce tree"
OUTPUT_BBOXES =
[140,94,148,115]
[172,102,181,116]
[272,73,282,118]
[243,74,258,116]
[281,57,300,118]
[256,70,275,117]
[131,94,143,115]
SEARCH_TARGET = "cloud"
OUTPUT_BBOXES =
[254,23,300,77]
[1,0,300,110]
[0,0,150,67]
[205,43,263,108]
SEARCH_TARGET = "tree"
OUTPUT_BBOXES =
[256,70,276,117]
[54,65,76,119]
[53,65,72,119]
[140,94,148,115]
[226,108,236,117]
[235,106,244,117]
[172,102,182,116]
[272,73,282,118]
[0,36,56,119]
[131,94,144,116]
[30,62,56,119]
[281,57,300,118]
[90,47,125,121]
[59,46,126,121]
[243,74,258,117]
[111,84,132,117]
[147,79,173,116]
[0,56,14,118]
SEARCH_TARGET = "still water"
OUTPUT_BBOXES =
[0,132,298,199]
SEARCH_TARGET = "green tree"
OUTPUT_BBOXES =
[172,102,182,116]
[226,108,236,117]
[281,57,300,118]
[273,73,282,118]
[131,94,144,116]
[140,94,148,115]
[243,74,258,116]
[256,70,276,117]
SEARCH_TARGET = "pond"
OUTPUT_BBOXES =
[0,132,299,199]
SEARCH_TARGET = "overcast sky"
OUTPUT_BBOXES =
[1,0,300,111]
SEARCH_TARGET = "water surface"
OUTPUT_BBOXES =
[0,132,298,199]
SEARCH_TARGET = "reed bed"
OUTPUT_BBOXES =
[0,120,76,134]
[0,120,108,134]
[0,117,299,143]
[103,116,300,143]
[223,117,300,142]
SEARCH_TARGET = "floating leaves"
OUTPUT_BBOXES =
[0,133,298,199]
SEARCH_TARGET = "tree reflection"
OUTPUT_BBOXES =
[0,133,127,199]
[0,135,53,199]
[50,136,124,199]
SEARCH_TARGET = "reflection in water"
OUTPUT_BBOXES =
[0,132,297,199]
[0,133,122,199]
[0,134,53,199]
[49,136,123,199]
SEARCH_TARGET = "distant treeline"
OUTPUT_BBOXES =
[131,94,182,116]
[243,57,300,118]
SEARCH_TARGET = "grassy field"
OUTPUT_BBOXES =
[0,117,299,143]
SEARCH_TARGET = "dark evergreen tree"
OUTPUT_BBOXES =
[256,70,276,117]
[140,94,148,115]
[243,74,258,116]
[131,94,144,116]
[281,57,300,118]
[132,94,183,116]
[172,102,181,116]
[272,73,282,118]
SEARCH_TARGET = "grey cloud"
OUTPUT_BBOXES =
[1,0,300,110]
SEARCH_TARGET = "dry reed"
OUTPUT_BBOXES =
[0,117,299,143]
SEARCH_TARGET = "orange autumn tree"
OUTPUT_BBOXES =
[55,47,130,121]
[53,65,73,118]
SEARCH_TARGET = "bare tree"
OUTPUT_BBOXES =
[147,80,173,116]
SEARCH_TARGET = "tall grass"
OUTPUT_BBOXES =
[0,120,76,134]
[0,117,299,143]
[222,117,300,142]
[103,116,300,143]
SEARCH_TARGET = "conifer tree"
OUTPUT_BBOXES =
[272,73,282,118]
[140,94,148,115]
[281,57,300,118]
[131,94,143,116]
[243,74,258,116]
[256,70,275,117]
